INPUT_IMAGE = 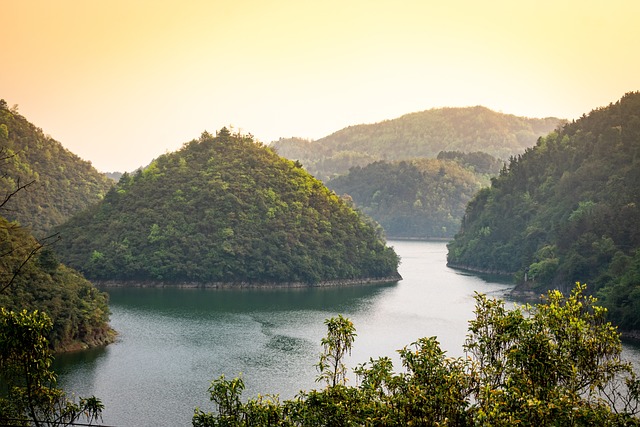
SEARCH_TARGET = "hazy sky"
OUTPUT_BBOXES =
[2,1,639,172]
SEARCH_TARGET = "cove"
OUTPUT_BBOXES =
[54,240,639,426]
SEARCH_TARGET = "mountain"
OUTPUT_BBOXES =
[447,92,640,331]
[0,99,114,236]
[54,128,400,285]
[327,158,488,238]
[271,106,563,180]
[0,216,113,352]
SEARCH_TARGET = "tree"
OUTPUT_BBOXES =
[1,147,60,294]
[193,284,639,426]
[315,315,356,388]
[0,148,107,425]
[0,308,104,426]
[465,283,640,425]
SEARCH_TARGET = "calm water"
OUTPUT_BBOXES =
[54,240,640,426]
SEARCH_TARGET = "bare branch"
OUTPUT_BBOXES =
[1,177,36,211]
[0,232,61,294]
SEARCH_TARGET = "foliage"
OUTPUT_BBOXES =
[0,215,113,352]
[271,106,562,181]
[466,283,639,425]
[193,285,640,426]
[0,308,104,426]
[54,129,400,285]
[328,158,485,238]
[315,315,356,387]
[0,99,113,236]
[447,92,640,331]
[436,150,503,175]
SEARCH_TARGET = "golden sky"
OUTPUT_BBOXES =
[2,0,639,172]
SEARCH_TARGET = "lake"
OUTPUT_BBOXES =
[54,240,640,426]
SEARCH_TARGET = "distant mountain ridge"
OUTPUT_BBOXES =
[0,99,113,235]
[271,106,564,180]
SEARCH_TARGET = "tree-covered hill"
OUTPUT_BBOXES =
[0,99,114,236]
[0,216,113,352]
[447,92,640,331]
[327,158,487,238]
[271,106,563,180]
[54,129,400,285]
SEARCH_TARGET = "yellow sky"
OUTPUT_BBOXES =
[1,0,639,172]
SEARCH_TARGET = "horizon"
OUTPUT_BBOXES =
[2,0,639,172]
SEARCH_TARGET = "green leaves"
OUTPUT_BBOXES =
[0,216,113,352]
[316,315,356,387]
[465,283,638,425]
[448,92,640,331]
[0,308,104,426]
[194,284,639,426]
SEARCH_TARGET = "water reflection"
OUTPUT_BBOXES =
[103,281,398,316]
[55,240,638,427]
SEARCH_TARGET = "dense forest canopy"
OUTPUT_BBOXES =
[272,106,563,180]
[0,99,113,236]
[327,158,486,238]
[0,101,113,352]
[0,216,113,352]
[447,92,640,331]
[55,129,400,284]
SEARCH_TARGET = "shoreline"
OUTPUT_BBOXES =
[446,262,515,277]
[54,326,118,354]
[92,274,403,289]
[387,236,451,242]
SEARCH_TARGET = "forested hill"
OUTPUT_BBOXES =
[0,99,113,236]
[272,106,563,180]
[54,128,400,285]
[0,216,113,352]
[327,158,487,239]
[447,92,640,331]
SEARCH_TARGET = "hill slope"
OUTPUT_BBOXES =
[272,106,563,180]
[0,99,113,235]
[327,158,486,238]
[447,92,640,331]
[55,129,400,285]
[0,216,113,352]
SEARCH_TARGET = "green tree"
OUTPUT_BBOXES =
[465,283,639,425]
[193,284,639,426]
[0,308,104,426]
[316,315,356,388]
[447,92,640,331]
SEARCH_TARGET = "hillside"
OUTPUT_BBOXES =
[0,99,113,236]
[0,216,113,352]
[447,92,640,331]
[327,158,487,238]
[272,106,563,180]
[54,128,400,285]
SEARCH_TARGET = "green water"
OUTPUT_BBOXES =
[55,240,639,426]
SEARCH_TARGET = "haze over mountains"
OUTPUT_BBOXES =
[4,94,640,342]
[271,106,564,181]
